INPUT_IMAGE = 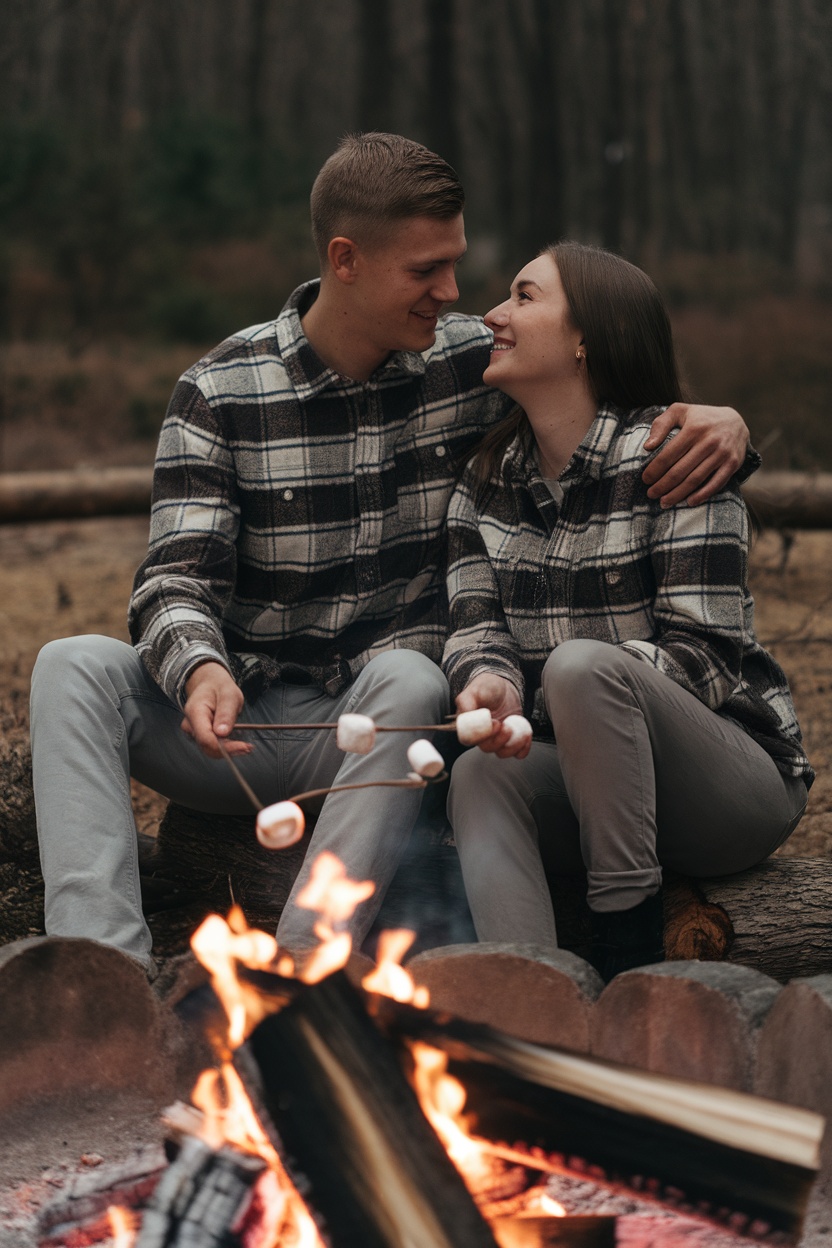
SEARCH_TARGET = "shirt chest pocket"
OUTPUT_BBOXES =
[565,546,656,642]
[394,433,454,524]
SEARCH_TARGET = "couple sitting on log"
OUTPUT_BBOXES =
[30,133,812,984]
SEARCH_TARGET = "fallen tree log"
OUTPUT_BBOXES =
[741,471,832,529]
[0,467,152,523]
[663,858,832,981]
[1,736,829,981]
[0,469,829,526]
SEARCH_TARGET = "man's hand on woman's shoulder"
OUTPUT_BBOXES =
[642,403,749,508]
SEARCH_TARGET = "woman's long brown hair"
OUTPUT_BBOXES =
[469,241,688,490]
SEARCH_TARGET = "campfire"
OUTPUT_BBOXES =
[66,849,819,1248]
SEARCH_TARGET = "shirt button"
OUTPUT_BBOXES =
[283,489,294,501]
[435,445,447,458]
[606,569,622,585]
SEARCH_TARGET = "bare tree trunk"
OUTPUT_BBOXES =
[601,0,625,253]
[356,0,394,132]
[519,0,565,256]
[426,0,461,172]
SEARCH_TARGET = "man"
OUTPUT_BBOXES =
[30,133,753,976]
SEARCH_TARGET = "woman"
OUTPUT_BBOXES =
[443,242,812,981]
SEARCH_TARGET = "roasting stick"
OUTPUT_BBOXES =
[216,739,265,813]
[234,721,457,733]
[284,775,435,803]
[215,739,446,812]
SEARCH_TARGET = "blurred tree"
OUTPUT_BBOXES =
[357,0,394,132]
[1,0,831,339]
[426,0,461,174]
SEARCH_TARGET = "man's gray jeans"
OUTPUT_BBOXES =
[30,635,449,972]
[448,639,808,949]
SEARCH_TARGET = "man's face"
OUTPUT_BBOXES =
[350,214,467,356]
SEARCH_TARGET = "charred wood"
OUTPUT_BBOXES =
[223,965,821,1239]
[373,998,821,1240]
[235,969,499,1248]
[135,1133,265,1248]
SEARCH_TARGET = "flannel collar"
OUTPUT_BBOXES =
[276,280,427,401]
[503,402,637,487]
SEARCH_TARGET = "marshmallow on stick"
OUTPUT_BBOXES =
[336,713,377,754]
[455,707,494,745]
[501,714,533,750]
[406,739,445,778]
[256,801,305,849]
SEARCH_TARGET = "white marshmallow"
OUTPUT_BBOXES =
[336,713,377,754]
[455,707,494,745]
[502,714,533,749]
[406,739,445,778]
[256,801,305,849]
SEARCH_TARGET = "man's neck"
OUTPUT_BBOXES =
[301,286,388,383]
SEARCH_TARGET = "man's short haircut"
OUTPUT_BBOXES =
[310,132,465,260]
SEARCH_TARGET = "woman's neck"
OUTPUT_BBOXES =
[523,383,598,480]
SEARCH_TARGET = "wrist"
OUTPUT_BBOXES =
[185,659,230,696]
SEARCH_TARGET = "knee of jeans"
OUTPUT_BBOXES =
[447,743,516,807]
[543,639,626,711]
[447,747,488,839]
[32,635,132,697]
[358,649,450,712]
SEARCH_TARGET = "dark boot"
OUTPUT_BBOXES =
[589,892,665,984]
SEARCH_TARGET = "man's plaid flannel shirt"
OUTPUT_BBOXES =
[128,280,509,707]
[443,403,813,784]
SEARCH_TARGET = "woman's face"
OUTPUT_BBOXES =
[483,255,585,399]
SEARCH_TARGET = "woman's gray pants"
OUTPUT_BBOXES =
[447,639,808,949]
[30,635,449,972]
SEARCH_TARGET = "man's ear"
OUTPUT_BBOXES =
[327,236,360,285]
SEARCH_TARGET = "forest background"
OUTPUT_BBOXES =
[0,0,831,474]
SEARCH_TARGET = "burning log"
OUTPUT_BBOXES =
[375,998,822,1240]
[234,967,500,1248]
[228,961,822,1241]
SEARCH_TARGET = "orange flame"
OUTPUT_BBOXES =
[186,857,565,1245]
[191,906,279,1049]
[410,1041,495,1187]
[293,852,375,983]
[187,857,385,1248]
[362,929,430,1007]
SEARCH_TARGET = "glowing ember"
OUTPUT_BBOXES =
[362,928,430,1006]
[107,1205,136,1248]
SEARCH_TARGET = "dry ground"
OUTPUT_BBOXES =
[0,515,829,861]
